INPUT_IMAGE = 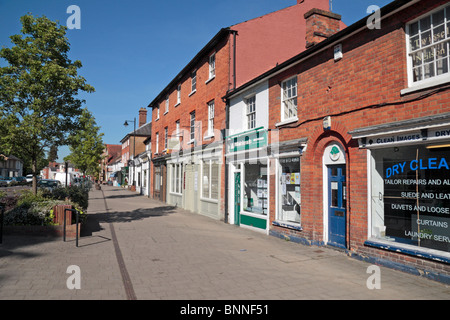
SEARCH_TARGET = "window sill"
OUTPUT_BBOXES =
[189,90,196,97]
[174,102,180,108]
[364,237,450,264]
[401,77,450,96]
[205,76,215,84]
[272,220,302,231]
[170,191,183,196]
[275,117,298,127]
[155,117,159,122]
[203,134,214,140]
[163,111,168,115]
[200,197,219,204]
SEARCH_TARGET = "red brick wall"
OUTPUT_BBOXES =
[267,0,450,273]
[150,35,231,211]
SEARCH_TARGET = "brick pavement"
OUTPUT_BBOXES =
[0,185,449,301]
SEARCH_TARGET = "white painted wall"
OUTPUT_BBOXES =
[228,81,269,136]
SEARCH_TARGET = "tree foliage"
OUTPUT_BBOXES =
[0,14,94,193]
[64,108,104,177]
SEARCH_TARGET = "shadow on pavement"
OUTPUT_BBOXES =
[81,205,177,236]
[104,193,143,200]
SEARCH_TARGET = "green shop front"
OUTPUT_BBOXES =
[226,127,269,233]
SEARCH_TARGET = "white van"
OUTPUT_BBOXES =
[54,172,77,187]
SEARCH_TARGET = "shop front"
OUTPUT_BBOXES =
[271,138,307,233]
[152,156,167,202]
[351,113,450,264]
[226,127,269,232]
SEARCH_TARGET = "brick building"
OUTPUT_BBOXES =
[147,0,333,220]
[224,0,450,281]
[99,144,121,183]
[120,108,151,187]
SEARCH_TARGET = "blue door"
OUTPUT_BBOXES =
[328,165,346,249]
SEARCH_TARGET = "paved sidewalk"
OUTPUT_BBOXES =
[0,185,449,300]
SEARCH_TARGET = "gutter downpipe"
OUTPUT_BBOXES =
[224,30,237,224]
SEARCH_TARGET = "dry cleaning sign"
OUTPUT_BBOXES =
[383,150,450,252]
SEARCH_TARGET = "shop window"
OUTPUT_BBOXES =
[278,157,301,224]
[171,164,183,194]
[243,163,267,215]
[370,144,450,253]
[202,160,219,200]
[143,170,147,188]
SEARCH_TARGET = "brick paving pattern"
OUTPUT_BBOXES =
[0,185,449,300]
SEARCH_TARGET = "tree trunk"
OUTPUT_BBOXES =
[32,157,37,195]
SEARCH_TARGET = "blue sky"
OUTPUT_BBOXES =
[0,0,392,161]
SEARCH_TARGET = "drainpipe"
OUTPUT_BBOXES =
[224,98,230,224]
[224,30,237,223]
[233,30,237,90]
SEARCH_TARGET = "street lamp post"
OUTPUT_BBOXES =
[123,118,136,187]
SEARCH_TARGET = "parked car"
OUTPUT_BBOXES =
[0,177,7,187]
[2,177,13,186]
[25,174,41,183]
[37,179,61,191]
[12,176,28,185]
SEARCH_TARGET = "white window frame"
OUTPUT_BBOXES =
[156,105,160,120]
[191,70,197,94]
[165,96,169,114]
[207,100,214,137]
[155,132,159,154]
[170,163,183,195]
[246,95,256,130]
[208,53,216,80]
[164,127,168,150]
[281,76,298,123]
[190,111,196,142]
[404,4,450,93]
[201,159,219,201]
[176,84,181,106]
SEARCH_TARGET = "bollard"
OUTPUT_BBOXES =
[75,209,79,247]
[64,208,79,247]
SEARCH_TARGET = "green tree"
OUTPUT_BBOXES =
[0,14,94,194]
[64,108,104,177]
[47,144,58,163]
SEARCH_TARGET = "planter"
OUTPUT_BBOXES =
[2,205,80,239]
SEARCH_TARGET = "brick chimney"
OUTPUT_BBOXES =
[139,107,147,127]
[304,8,341,49]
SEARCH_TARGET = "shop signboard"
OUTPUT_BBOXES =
[360,128,450,148]
[382,145,450,252]
[226,127,268,153]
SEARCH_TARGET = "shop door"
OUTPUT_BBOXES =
[162,164,167,202]
[328,164,347,249]
[184,164,197,212]
[153,165,161,201]
[234,172,241,226]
